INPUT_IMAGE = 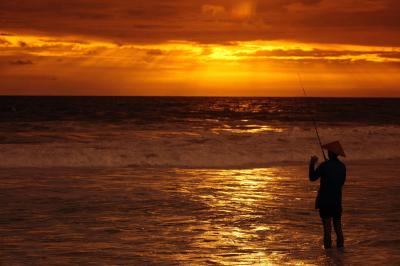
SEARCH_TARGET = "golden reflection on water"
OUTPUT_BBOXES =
[2,165,397,265]
[176,168,313,265]
[212,125,285,134]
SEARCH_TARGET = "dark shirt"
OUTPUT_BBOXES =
[309,158,346,208]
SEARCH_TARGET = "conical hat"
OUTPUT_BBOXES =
[322,141,346,157]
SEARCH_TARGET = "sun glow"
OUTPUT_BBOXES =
[1,33,400,96]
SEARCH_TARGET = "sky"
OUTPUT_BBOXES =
[0,0,399,96]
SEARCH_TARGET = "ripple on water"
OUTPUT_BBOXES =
[0,162,400,265]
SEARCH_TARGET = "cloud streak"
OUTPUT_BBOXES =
[0,1,399,96]
[0,0,399,45]
[2,34,399,64]
[9,59,33,65]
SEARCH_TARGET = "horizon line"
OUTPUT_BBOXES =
[1,95,400,99]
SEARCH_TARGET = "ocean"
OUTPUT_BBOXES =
[1,97,399,265]
[1,97,400,168]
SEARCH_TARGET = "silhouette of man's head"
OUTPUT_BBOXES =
[328,151,339,160]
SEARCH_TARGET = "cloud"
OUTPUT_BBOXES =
[2,34,399,68]
[0,1,400,97]
[146,49,164,56]
[0,0,398,46]
[1,33,399,96]
[0,38,10,45]
[231,1,256,19]
[202,4,226,16]
[9,59,33,65]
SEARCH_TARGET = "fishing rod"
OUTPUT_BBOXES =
[297,72,327,161]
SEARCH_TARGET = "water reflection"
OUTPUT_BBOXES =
[175,168,316,265]
[2,165,397,265]
[212,124,285,134]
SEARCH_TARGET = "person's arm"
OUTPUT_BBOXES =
[309,156,320,181]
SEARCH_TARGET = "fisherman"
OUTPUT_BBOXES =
[309,141,346,249]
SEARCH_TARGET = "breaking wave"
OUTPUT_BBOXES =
[1,125,399,168]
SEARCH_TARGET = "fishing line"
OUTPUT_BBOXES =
[297,72,327,161]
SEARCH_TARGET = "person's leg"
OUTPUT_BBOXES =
[333,217,344,248]
[322,218,332,249]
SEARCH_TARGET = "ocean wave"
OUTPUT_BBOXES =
[1,125,399,168]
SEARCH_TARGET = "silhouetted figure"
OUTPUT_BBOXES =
[309,141,346,249]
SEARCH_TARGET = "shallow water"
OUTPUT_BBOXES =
[1,162,399,265]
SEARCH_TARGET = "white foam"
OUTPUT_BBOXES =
[1,125,399,168]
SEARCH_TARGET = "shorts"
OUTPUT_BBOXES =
[319,205,342,218]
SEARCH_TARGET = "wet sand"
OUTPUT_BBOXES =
[1,162,399,265]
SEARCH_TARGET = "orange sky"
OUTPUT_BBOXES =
[1,0,399,96]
